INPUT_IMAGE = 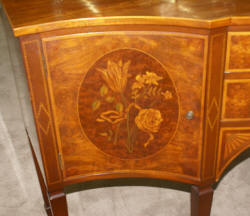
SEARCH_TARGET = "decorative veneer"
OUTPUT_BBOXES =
[42,32,207,182]
[226,32,250,72]
[2,0,250,215]
[21,38,62,189]
[222,80,250,120]
[217,128,250,179]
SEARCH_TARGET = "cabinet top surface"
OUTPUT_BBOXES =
[2,0,250,36]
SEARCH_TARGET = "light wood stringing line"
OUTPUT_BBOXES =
[22,40,62,184]
[201,32,226,181]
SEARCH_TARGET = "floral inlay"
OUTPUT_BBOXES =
[94,60,170,151]
[97,60,131,93]
[78,49,179,159]
[135,108,163,147]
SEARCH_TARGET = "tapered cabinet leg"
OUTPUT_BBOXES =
[26,131,52,216]
[49,190,68,216]
[191,185,214,216]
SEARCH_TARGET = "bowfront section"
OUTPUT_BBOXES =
[11,15,250,216]
[3,0,250,215]
[18,24,250,216]
[21,26,246,189]
[41,30,208,185]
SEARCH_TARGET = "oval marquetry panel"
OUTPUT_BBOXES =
[78,49,179,159]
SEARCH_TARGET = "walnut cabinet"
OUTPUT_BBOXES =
[1,0,250,215]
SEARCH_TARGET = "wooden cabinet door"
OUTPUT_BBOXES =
[42,31,208,184]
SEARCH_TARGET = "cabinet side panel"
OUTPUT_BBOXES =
[202,31,227,182]
[20,38,62,188]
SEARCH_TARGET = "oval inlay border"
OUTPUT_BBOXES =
[78,48,179,159]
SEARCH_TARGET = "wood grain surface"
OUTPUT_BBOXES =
[78,48,179,159]
[20,36,63,191]
[2,1,250,215]
[222,80,250,120]
[218,31,250,180]
[191,185,214,216]
[201,30,226,183]
[42,31,207,184]
[226,32,250,72]
[216,128,250,179]
[2,0,250,36]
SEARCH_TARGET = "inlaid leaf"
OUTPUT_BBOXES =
[99,132,108,136]
[108,129,113,141]
[96,118,105,122]
[148,86,153,95]
[92,100,101,111]
[116,103,124,113]
[100,84,108,97]
[157,87,162,96]
[106,96,114,103]
[132,89,139,99]
[108,129,113,136]
[122,60,131,74]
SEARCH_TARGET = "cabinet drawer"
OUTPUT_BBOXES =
[222,79,250,120]
[226,32,250,72]
[42,31,207,181]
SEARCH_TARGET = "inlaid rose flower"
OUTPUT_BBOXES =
[135,108,163,147]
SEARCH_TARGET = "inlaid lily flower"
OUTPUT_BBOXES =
[97,60,131,93]
[142,71,163,86]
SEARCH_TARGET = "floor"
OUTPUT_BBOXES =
[0,8,250,216]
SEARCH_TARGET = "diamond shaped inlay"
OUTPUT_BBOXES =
[208,98,219,129]
[37,104,50,134]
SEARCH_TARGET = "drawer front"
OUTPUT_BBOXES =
[226,32,250,72]
[222,79,250,120]
[42,31,207,182]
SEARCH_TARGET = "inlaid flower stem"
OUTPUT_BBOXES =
[121,94,132,152]
[113,122,121,145]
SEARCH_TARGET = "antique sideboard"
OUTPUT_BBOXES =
[1,0,250,215]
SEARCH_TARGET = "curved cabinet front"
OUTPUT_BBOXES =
[42,31,208,184]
